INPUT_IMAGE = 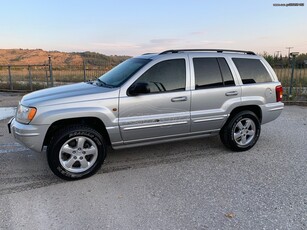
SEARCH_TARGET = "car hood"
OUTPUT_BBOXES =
[21,82,119,107]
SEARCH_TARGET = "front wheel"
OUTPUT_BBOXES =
[220,111,261,151]
[47,125,106,180]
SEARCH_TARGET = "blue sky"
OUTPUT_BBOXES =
[0,0,306,56]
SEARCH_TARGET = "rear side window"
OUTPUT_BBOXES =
[232,58,272,84]
[193,58,235,89]
[134,59,186,93]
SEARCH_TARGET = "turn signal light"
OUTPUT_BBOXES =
[27,108,37,120]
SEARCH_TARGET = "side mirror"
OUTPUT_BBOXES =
[128,82,150,96]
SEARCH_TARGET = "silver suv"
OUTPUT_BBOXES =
[8,49,284,180]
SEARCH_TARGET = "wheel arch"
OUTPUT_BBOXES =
[43,117,111,147]
[227,105,262,124]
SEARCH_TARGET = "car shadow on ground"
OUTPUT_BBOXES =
[102,136,226,174]
[0,135,228,195]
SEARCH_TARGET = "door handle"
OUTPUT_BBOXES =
[171,96,188,102]
[225,91,238,96]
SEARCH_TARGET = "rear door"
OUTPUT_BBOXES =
[118,56,191,143]
[189,54,241,133]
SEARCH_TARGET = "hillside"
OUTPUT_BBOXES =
[0,49,130,67]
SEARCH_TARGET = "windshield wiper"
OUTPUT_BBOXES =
[96,79,114,88]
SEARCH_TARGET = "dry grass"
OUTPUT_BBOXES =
[0,49,83,65]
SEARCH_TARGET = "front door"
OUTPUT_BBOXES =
[119,58,191,143]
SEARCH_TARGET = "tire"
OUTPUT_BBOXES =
[220,111,261,152]
[47,125,106,180]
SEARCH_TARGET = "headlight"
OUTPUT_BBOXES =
[16,104,37,124]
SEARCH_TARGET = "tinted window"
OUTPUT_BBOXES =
[193,58,234,89]
[232,58,272,84]
[133,59,186,93]
[217,58,235,86]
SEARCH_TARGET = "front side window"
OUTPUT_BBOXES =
[232,58,272,84]
[133,59,186,93]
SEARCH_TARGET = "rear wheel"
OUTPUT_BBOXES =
[220,111,261,151]
[47,125,106,180]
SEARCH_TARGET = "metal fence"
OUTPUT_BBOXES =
[274,66,307,100]
[0,61,108,92]
[0,61,307,101]
[0,64,51,91]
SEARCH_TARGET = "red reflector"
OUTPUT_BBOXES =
[276,85,283,102]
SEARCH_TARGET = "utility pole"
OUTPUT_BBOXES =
[274,51,281,63]
[286,47,293,59]
[275,51,281,58]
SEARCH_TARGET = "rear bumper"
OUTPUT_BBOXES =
[8,118,49,152]
[261,102,284,124]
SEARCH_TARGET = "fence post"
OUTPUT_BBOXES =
[289,55,297,97]
[45,64,49,87]
[48,56,54,87]
[28,65,33,91]
[83,60,86,82]
[8,65,13,90]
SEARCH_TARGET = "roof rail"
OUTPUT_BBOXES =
[159,49,256,55]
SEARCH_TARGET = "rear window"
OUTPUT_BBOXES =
[232,58,272,84]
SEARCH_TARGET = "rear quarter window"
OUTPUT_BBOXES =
[232,58,272,84]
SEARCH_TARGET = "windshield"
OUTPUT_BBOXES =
[98,58,151,87]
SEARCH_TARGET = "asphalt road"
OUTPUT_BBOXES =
[0,105,306,230]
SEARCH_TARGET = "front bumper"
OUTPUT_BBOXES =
[7,117,13,134]
[8,118,49,152]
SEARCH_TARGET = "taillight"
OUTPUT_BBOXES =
[276,85,283,102]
